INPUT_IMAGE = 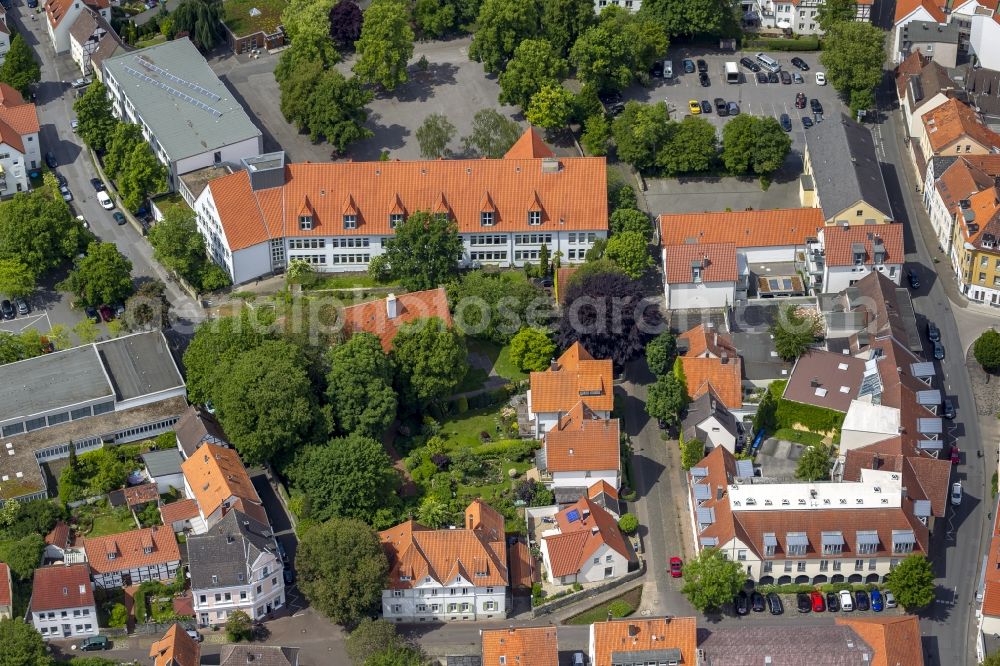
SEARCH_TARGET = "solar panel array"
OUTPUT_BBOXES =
[135,56,221,102]
[122,64,223,118]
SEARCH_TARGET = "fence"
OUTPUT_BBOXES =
[101,619,196,638]
[530,562,646,617]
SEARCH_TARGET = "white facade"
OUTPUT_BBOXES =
[594,0,640,13]
[823,262,903,293]
[525,400,612,439]
[193,553,285,625]
[923,162,957,250]
[381,574,506,622]
[902,92,951,139]
[539,539,630,585]
[840,401,903,452]
[666,280,736,310]
[47,1,110,54]
[893,7,941,63]
[149,470,184,495]
[32,604,98,640]
[954,0,1000,70]
[689,415,738,453]
[550,469,619,492]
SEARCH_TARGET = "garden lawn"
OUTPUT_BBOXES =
[88,508,136,537]
[437,406,506,449]
[222,0,287,36]
[772,428,826,447]
[466,338,528,382]
[564,586,643,624]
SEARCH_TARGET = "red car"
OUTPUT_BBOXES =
[98,304,113,322]
[950,446,961,465]
[810,590,825,612]
[669,557,683,578]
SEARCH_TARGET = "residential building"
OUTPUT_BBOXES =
[802,118,894,225]
[892,0,947,63]
[833,617,925,666]
[950,181,1000,305]
[896,51,959,139]
[681,390,744,453]
[341,288,453,351]
[919,98,1000,158]
[661,241,741,309]
[0,331,186,502]
[188,509,285,625]
[123,482,159,512]
[677,325,746,416]
[174,405,229,459]
[159,499,200,533]
[898,21,960,67]
[687,446,929,584]
[69,9,121,76]
[950,0,1000,70]
[219,645,299,666]
[44,521,72,561]
[0,562,11,619]
[192,128,608,284]
[588,617,698,666]
[83,526,181,588]
[102,38,262,192]
[742,0,871,35]
[782,350,867,414]
[922,154,1000,251]
[979,507,1000,634]
[142,448,185,494]
[30,564,98,640]
[817,270,922,354]
[481,627,558,666]
[0,9,11,68]
[380,499,508,622]
[180,442,267,534]
[593,0,640,14]
[527,343,613,438]
[539,495,634,585]
[964,66,1000,123]
[538,401,621,499]
[150,624,201,666]
[45,0,110,53]
[812,224,905,292]
[220,11,285,55]
[0,83,41,196]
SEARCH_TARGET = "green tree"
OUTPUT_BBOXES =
[213,340,322,464]
[73,318,99,345]
[681,437,705,469]
[0,258,34,298]
[770,304,818,361]
[124,279,170,331]
[820,21,885,114]
[526,84,574,132]
[326,332,397,437]
[309,68,374,151]
[366,647,429,666]
[681,547,746,612]
[415,113,457,159]
[639,0,731,38]
[0,534,43,580]
[0,618,49,666]
[816,0,857,31]
[70,658,120,666]
[330,0,364,48]
[417,497,450,528]
[147,207,206,281]
[391,317,468,409]
[172,0,225,50]
[103,123,145,179]
[46,324,72,351]
[795,444,832,481]
[118,142,168,211]
[0,188,82,275]
[498,39,568,111]
[281,0,339,65]
[461,109,522,158]
[604,231,652,278]
[612,102,671,172]
[225,610,253,642]
[983,655,1000,666]
[382,210,464,291]
[645,330,676,376]
[469,0,540,74]
[73,81,117,152]
[61,242,133,307]
[509,327,556,372]
[413,0,457,38]
[581,113,611,156]
[447,270,550,344]
[570,8,668,91]
[610,208,651,238]
[884,553,936,610]
[618,513,639,534]
[646,372,686,427]
[974,329,1000,371]
[347,619,406,665]
[659,115,717,175]
[353,0,414,91]
[297,517,389,624]
[183,311,269,405]
[108,603,128,628]
[540,0,594,56]
[0,35,40,97]
[721,115,792,176]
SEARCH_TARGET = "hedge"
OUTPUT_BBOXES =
[758,582,881,594]
[470,439,539,460]
[133,588,147,623]
[742,36,821,51]
[775,396,845,434]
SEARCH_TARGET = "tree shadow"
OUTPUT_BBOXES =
[389,62,460,104]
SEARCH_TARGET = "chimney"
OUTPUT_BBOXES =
[550,357,559,371]
[591,526,599,535]
[568,448,574,456]
[721,350,729,364]
[386,294,398,319]
[628,624,639,637]
[582,508,590,519]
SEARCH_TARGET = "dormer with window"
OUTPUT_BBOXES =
[388,194,405,229]
[763,532,777,557]
[433,192,450,221]
[785,532,808,556]
[480,191,497,227]
[298,197,314,231]
[143,546,152,555]
[528,191,543,225]
[691,260,703,284]
[873,238,885,264]
[852,242,865,266]
[343,195,359,229]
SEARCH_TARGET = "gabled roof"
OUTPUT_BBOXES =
[681,389,741,441]
[680,356,743,410]
[821,225,904,267]
[219,646,299,666]
[46,0,107,30]
[380,499,508,589]
[678,324,738,359]
[0,81,39,154]
[45,521,71,550]
[849,271,920,349]
[341,288,452,351]
[894,0,945,24]
[834,617,924,666]
[84,527,180,575]
[529,343,614,414]
[981,509,1000,617]
[663,242,738,285]
[544,496,631,577]
[187,509,277,590]
[481,627,558,666]
[180,443,265,524]
[150,623,201,666]
[805,118,893,222]
[698,626,879,665]
[842,443,952,518]
[544,402,620,473]
[591,617,698,666]
[159,499,200,525]
[503,127,554,159]
[783,350,866,413]
[30,564,94,612]
[956,184,1000,249]
[934,156,998,215]
[660,208,823,248]
[921,98,1000,153]
[174,405,229,458]
[896,50,930,98]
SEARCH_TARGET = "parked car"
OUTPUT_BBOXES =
[26,0,37,7]
[113,211,127,225]
[884,591,897,609]
[951,481,963,506]
[84,306,100,324]
[90,177,105,191]
[826,591,840,612]
[715,98,728,115]
[811,591,825,612]
[97,190,114,209]
[943,397,956,419]
[698,72,710,87]
[792,72,804,84]
[735,591,749,615]
[186,629,203,643]
[70,77,92,89]
[802,116,814,128]
[669,557,683,578]
[740,56,760,72]
[933,340,945,360]
[870,589,884,612]
[71,118,78,132]
[682,58,696,73]
[791,57,810,71]
[795,92,807,109]
[726,101,740,115]
[80,636,110,651]
[815,72,827,85]
[696,59,708,73]
[950,445,961,465]
[908,268,920,288]
[700,100,712,114]
[839,590,854,612]
[283,567,296,585]
[767,71,779,83]
[927,322,941,341]
[766,592,784,615]
[15,297,29,315]
[44,152,57,168]
[662,60,673,79]
[114,303,126,318]
[751,591,766,612]
[573,653,586,666]
[651,60,664,77]
[810,98,824,114]
[854,590,870,611]
[0,299,14,320]
[796,592,812,613]
[779,113,792,132]
[98,304,113,322]
[779,70,792,84]
[688,99,702,114]
[756,71,768,84]
[59,184,72,202]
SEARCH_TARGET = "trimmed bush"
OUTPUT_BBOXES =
[456,396,469,413]
[618,513,639,534]
[743,36,821,51]
[607,600,634,618]
[470,439,539,460]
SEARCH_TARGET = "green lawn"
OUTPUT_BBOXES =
[135,34,167,49]
[564,586,643,624]
[222,0,287,36]
[437,406,505,449]
[87,508,137,537]
[466,337,528,382]
[773,428,827,447]
[453,366,490,394]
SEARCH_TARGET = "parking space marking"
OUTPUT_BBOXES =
[0,312,48,334]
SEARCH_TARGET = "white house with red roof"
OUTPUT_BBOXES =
[540,402,621,499]
[30,563,98,639]
[538,494,634,585]
[0,83,40,195]
[811,224,905,292]
[45,0,110,53]
[527,343,614,438]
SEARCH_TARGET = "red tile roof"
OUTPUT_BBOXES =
[0,562,10,608]
[835,617,924,666]
[30,564,94,612]
[922,98,1000,154]
[46,0,107,29]
[341,288,452,351]
[591,617,698,666]
[481,627,558,666]
[180,443,264,524]
[896,50,929,98]
[544,402,620,473]
[894,0,945,24]
[955,185,1000,249]
[206,130,607,252]
[664,242,738,284]
[982,509,1000,617]
[503,127,554,160]
[680,356,743,409]
[150,623,201,666]
[159,499,200,525]
[124,482,159,506]
[530,343,614,414]
[678,324,738,359]
[822,224,904,267]
[544,497,631,577]
[588,479,619,501]
[0,82,38,155]
[935,157,997,215]
[83,527,180,575]
[660,208,823,248]
[45,521,71,549]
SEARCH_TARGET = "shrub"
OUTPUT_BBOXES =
[456,396,469,413]
[572,582,583,592]
[133,589,147,623]
[470,439,539,460]
[607,600,634,618]
[108,603,128,628]
[618,513,639,534]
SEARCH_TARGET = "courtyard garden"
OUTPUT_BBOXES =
[754,380,845,446]
[222,0,286,37]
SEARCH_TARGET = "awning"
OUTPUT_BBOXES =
[856,530,880,545]
[916,389,942,405]
[736,459,754,478]
[700,536,719,547]
[777,19,791,28]
[694,484,712,501]
[918,418,943,434]
[918,439,944,451]
[913,500,932,517]
[891,529,915,545]
[697,507,716,525]
[821,531,845,546]
[763,533,778,547]
[910,362,935,378]
[786,532,809,547]
[691,467,709,478]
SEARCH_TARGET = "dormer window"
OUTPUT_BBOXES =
[107,552,116,561]
[854,252,864,265]
[143,546,152,555]
[874,251,885,264]
[299,215,312,231]
[528,211,541,226]
[692,265,702,283]
[390,213,404,228]
[481,211,494,226]
[343,214,357,229]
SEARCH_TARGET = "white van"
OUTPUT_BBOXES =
[663,60,673,79]
[839,590,854,612]
[725,61,740,83]
[755,52,781,73]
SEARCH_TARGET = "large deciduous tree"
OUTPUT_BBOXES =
[415,113,457,159]
[326,332,397,437]
[353,0,414,91]
[0,35,40,97]
[61,242,133,307]
[975,329,1000,371]
[447,270,550,344]
[820,21,886,113]
[73,81,117,152]
[526,84,574,132]
[183,311,270,405]
[413,0,457,38]
[297,518,389,625]
[329,0,363,48]
[645,330,676,376]
[770,304,820,361]
[610,208,651,238]
[658,115,717,175]
[795,444,832,481]
[382,211,464,291]
[604,231,652,279]
[282,0,339,65]
[646,372,686,427]
[570,8,668,92]
[681,547,746,611]
[391,317,468,409]
[639,0,731,38]
[540,0,594,56]
[508,327,556,372]
[346,619,407,665]
[117,142,168,211]
[498,39,568,111]
[721,114,791,177]
[469,0,541,75]
[884,553,936,610]
[0,188,82,274]
[0,259,35,298]
[461,109,522,158]
[612,102,672,172]
[103,123,146,179]
[0,618,49,666]
[147,207,207,283]
[816,0,857,32]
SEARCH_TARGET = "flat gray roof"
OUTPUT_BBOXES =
[141,448,183,477]
[0,346,113,425]
[97,331,184,401]
[103,38,261,162]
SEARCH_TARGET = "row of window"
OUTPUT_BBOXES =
[761,542,911,558]
[332,254,371,264]
[399,586,496,597]
[278,233,601,252]
[37,609,91,620]
[289,238,326,250]
[38,624,93,634]
[332,237,370,248]
[514,233,552,245]
[290,254,327,265]
[299,210,550,232]
[116,418,179,443]
[470,251,508,262]
[391,601,499,614]
[760,558,902,574]
[568,233,598,244]
[469,234,506,246]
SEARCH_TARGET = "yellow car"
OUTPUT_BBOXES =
[688,99,701,114]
